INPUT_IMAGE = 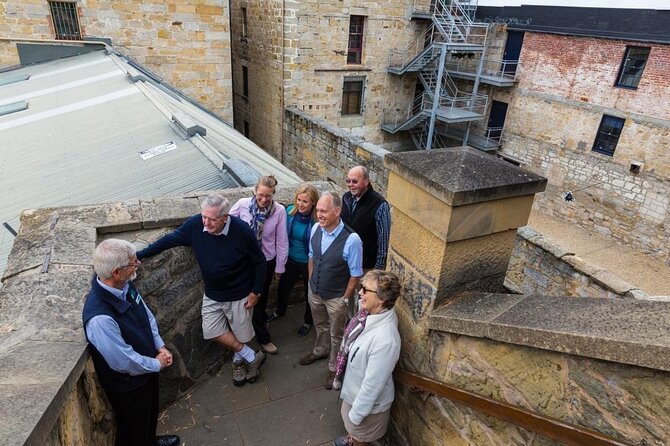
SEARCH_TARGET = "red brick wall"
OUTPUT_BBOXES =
[517,33,670,120]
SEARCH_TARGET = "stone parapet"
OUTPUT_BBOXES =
[507,226,649,299]
[283,107,390,194]
[430,292,670,372]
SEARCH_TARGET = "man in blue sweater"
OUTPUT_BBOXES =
[137,193,267,386]
[83,239,179,446]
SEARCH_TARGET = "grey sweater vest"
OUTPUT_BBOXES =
[309,224,352,299]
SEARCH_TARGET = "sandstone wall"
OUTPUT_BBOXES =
[390,332,670,446]
[500,32,670,261]
[506,226,648,299]
[45,360,114,446]
[284,107,390,194]
[0,0,233,121]
[229,0,285,159]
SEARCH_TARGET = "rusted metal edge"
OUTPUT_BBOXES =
[394,369,631,446]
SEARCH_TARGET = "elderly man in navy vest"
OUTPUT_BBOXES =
[342,166,391,271]
[82,239,179,446]
[299,191,363,389]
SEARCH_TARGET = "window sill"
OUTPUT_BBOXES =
[314,66,372,72]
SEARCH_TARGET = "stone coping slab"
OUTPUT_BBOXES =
[430,292,670,372]
[0,341,89,446]
[384,146,547,206]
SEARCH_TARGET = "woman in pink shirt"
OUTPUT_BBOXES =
[230,175,288,354]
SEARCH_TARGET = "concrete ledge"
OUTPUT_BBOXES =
[430,292,670,372]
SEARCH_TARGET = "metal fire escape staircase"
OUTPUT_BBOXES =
[382,0,490,150]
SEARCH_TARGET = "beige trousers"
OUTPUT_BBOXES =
[308,289,347,372]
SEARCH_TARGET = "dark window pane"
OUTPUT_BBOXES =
[342,80,364,115]
[242,66,249,98]
[616,46,650,89]
[592,115,625,156]
[347,16,364,65]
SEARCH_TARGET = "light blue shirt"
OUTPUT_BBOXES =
[85,278,164,375]
[309,220,364,277]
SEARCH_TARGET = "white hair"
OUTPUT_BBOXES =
[201,193,231,217]
[320,191,342,209]
[93,239,136,280]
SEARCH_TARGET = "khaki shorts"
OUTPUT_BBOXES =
[201,295,254,343]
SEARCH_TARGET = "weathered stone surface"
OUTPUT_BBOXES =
[59,201,143,234]
[0,341,88,446]
[385,147,547,207]
[429,292,526,338]
[140,197,201,229]
[1,208,56,281]
[51,224,97,266]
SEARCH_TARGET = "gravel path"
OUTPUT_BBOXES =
[527,211,670,296]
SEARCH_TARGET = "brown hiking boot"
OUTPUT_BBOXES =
[232,360,247,387]
[245,350,266,383]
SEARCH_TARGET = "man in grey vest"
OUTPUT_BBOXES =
[299,191,363,389]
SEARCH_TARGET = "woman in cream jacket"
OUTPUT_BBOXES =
[333,270,402,446]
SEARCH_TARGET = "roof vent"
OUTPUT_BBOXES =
[172,111,206,137]
[0,74,30,87]
[0,101,28,117]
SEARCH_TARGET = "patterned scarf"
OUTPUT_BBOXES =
[332,309,369,391]
[249,196,275,248]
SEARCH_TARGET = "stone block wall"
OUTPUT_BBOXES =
[229,0,284,159]
[500,32,670,261]
[284,107,390,194]
[390,332,670,446]
[0,0,233,121]
[506,226,648,299]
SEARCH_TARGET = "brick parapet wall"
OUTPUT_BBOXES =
[283,107,390,193]
[506,226,649,299]
[0,0,233,121]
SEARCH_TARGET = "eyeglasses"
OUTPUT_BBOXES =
[121,258,141,269]
[345,179,358,184]
[361,285,378,295]
[255,193,273,199]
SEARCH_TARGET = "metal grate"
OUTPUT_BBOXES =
[49,1,82,40]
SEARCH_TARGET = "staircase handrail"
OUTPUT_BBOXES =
[387,25,444,70]
[446,57,519,80]
[382,92,430,129]
[437,92,487,115]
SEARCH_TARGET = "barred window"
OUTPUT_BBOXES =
[49,1,81,41]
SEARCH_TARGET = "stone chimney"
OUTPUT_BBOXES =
[384,147,546,365]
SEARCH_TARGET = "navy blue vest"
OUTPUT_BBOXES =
[82,277,157,394]
[309,224,353,299]
[342,185,386,269]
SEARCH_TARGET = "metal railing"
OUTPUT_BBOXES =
[388,25,444,69]
[382,93,431,129]
[446,57,519,80]
[436,92,488,116]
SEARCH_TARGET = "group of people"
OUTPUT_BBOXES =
[82,166,401,446]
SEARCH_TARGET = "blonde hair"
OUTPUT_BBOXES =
[256,175,278,193]
[289,183,320,220]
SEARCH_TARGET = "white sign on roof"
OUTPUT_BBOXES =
[139,141,177,160]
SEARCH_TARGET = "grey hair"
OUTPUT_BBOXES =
[201,193,231,217]
[351,165,369,180]
[320,191,342,209]
[93,239,136,280]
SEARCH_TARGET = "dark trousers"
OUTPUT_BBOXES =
[253,257,276,344]
[106,374,159,446]
[276,258,313,325]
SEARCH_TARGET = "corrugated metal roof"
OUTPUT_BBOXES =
[0,49,301,276]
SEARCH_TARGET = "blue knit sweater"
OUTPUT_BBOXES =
[137,215,266,302]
